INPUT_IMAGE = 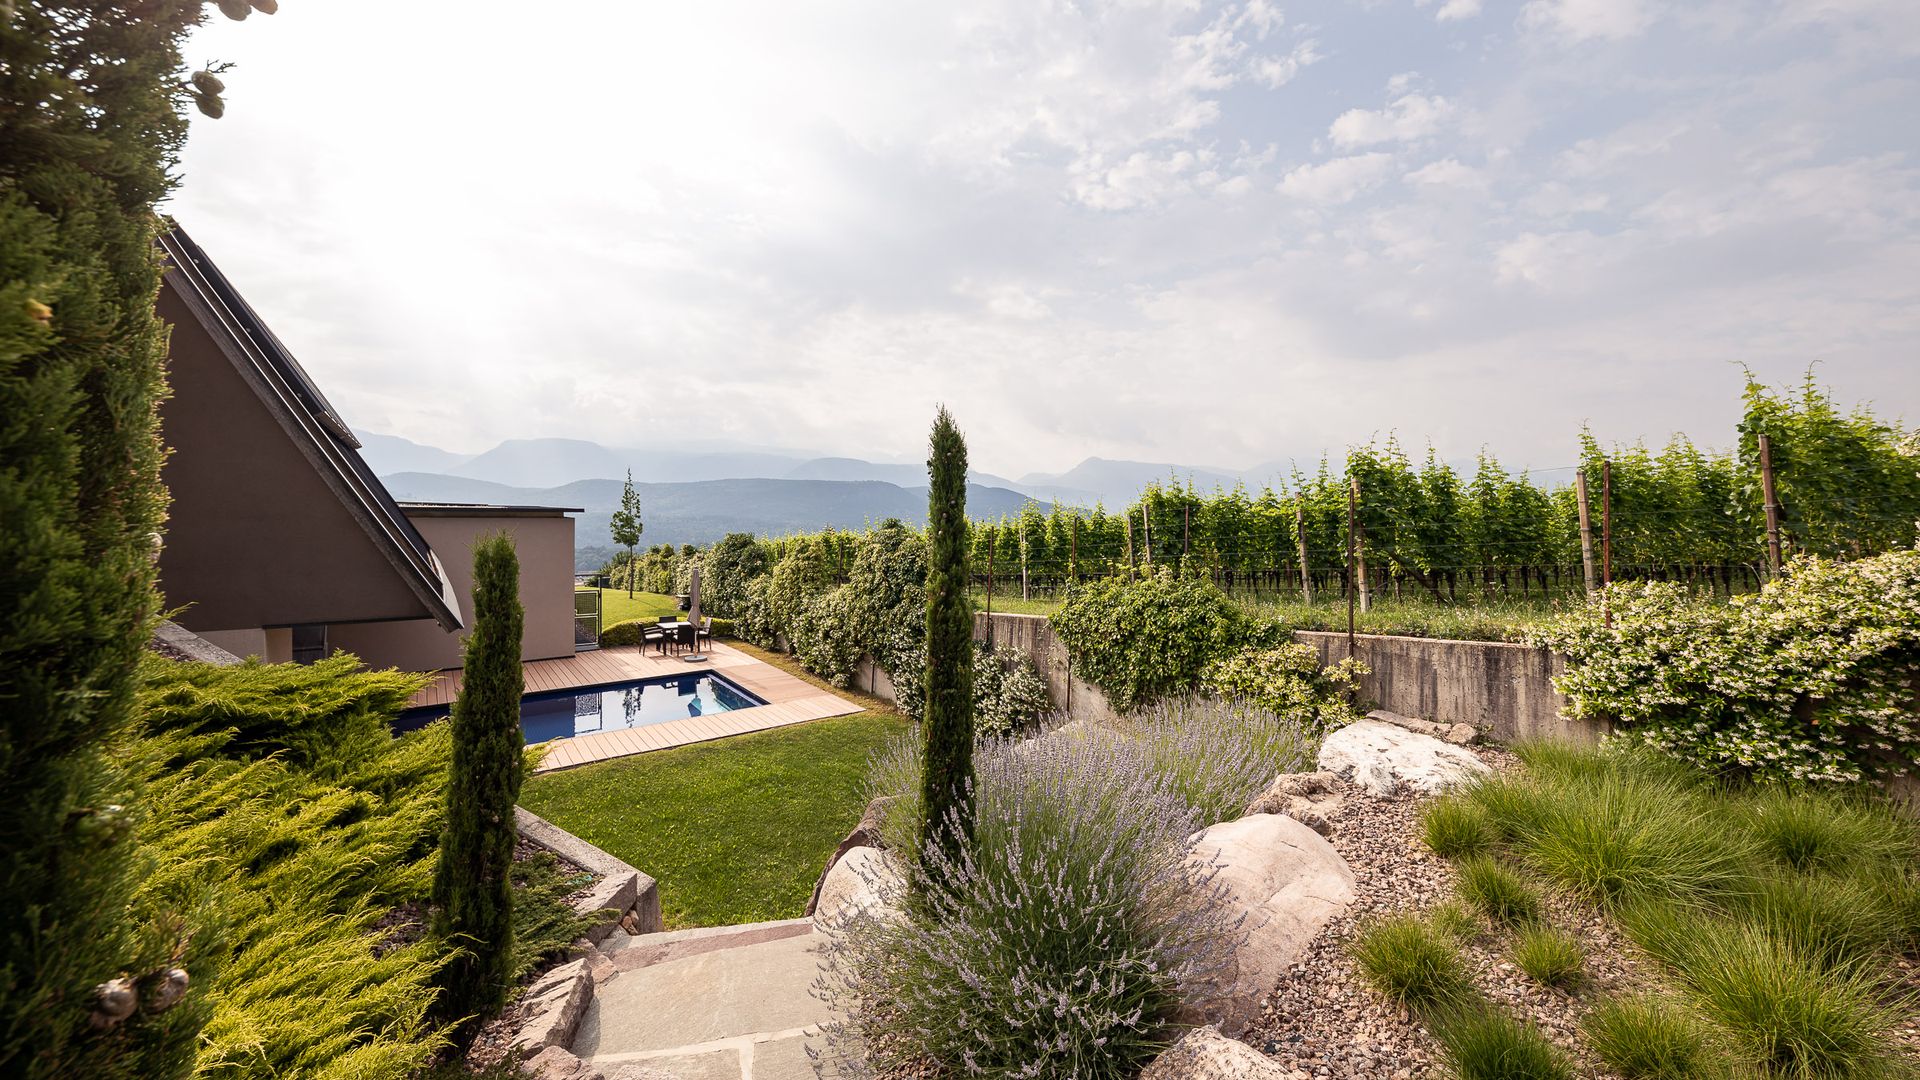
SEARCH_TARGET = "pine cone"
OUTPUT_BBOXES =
[217,0,251,20]
[194,92,225,119]
[191,70,225,95]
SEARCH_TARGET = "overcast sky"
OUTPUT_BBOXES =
[167,0,1919,479]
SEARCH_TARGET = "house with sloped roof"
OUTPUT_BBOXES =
[154,224,593,670]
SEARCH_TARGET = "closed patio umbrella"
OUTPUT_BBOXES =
[684,562,707,662]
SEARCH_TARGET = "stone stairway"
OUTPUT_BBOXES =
[564,919,828,1080]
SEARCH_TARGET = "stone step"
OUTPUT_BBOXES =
[573,930,826,1080]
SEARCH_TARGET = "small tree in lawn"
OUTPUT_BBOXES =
[920,407,975,870]
[432,534,526,1026]
[610,469,643,597]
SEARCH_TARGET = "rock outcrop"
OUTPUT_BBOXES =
[804,794,896,916]
[1367,709,1479,746]
[1186,813,1356,1036]
[1243,771,1343,836]
[1140,1026,1309,1079]
[1316,718,1491,798]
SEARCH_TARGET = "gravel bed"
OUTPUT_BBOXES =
[1247,747,1657,1080]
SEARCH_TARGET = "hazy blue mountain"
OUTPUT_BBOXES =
[1016,457,1243,506]
[382,472,1037,566]
[786,456,1021,490]
[442,437,813,488]
[352,430,472,476]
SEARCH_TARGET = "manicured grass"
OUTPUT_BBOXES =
[520,710,909,928]
[967,590,1566,641]
[591,588,683,625]
[970,590,1064,616]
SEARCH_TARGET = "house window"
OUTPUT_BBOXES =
[291,624,328,664]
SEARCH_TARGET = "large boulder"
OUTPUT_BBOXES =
[1140,1026,1308,1080]
[1186,814,1356,1036]
[811,846,905,930]
[805,795,896,916]
[1316,718,1491,799]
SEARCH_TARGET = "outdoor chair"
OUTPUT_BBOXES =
[641,624,668,655]
[675,624,696,652]
[695,617,712,647]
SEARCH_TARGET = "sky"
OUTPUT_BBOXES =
[167,0,1920,479]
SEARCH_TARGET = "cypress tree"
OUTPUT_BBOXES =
[0,4,268,1075]
[919,407,975,866]
[432,533,526,1024]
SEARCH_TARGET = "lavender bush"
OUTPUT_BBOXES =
[1115,694,1320,823]
[814,731,1246,1079]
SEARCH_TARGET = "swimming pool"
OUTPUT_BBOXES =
[398,671,767,743]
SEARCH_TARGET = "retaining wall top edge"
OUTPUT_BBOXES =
[1291,629,1546,652]
[515,805,653,887]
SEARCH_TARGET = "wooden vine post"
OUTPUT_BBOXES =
[1067,515,1078,592]
[1346,478,1358,652]
[1575,468,1597,595]
[1353,479,1371,614]
[1601,459,1613,628]
[985,527,995,620]
[1296,504,1312,606]
[1758,433,1783,576]
[1019,514,1030,601]
[1142,504,1152,567]
[1123,514,1135,580]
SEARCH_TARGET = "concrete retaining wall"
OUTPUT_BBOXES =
[849,612,1122,725]
[1292,630,1602,745]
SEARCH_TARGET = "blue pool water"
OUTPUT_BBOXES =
[398,672,766,743]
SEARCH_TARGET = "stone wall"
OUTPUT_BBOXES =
[849,612,1123,725]
[1291,631,1603,745]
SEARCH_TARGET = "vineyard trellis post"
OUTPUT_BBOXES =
[1296,504,1312,606]
[1353,479,1371,613]
[1601,459,1613,628]
[1142,504,1152,567]
[1346,478,1358,651]
[1758,433,1783,576]
[1019,513,1030,601]
[1123,514,1135,579]
[1576,468,1597,595]
[985,527,996,621]
[1068,515,1077,592]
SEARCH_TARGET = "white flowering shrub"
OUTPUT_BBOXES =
[1198,643,1368,736]
[971,644,1051,737]
[1532,547,1920,784]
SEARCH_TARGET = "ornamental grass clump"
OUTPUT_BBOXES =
[1581,995,1716,1080]
[1432,1006,1575,1080]
[1422,796,1496,858]
[1115,695,1318,823]
[1455,856,1541,928]
[1350,915,1471,1014]
[814,733,1243,1080]
[1509,925,1584,989]
[1742,786,1917,874]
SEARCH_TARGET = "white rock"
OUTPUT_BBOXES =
[1317,718,1491,798]
[1140,1025,1306,1079]
[811,846,904,930]
[1186,814,1356,1037]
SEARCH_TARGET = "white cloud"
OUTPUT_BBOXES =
[1520,0,1657,41]
[1330,93,1455,147]
[1251,39,1324,88]
[1279,153,1397,203]
[1404,157,1487,189]
[1435,0,1485,21]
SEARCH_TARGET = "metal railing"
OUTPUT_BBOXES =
[574,589,601,650]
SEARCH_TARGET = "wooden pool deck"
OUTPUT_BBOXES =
[407,641,863,772]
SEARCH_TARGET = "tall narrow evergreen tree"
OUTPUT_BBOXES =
[433,534,526,1025]
[1,4,271,1075]
[920,407,975,866]
[609,469,643,597]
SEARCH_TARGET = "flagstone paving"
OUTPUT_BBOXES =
[574,927,827,1080]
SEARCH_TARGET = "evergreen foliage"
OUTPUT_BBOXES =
[1050,569,1279,711]
[432,534,527,1024]
[920,407,975,866]
[609,470,643,598]
[0,4,266,1075]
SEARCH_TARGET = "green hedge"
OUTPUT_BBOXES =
[1050,570,1282,712]
[1199,643,1366,734]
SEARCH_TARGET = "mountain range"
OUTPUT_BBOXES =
[358,431,1317,568]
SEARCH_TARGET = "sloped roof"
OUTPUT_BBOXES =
[159,223,463,631]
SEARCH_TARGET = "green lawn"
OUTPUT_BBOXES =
[520,709,908,928]
[590,588,683,625]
